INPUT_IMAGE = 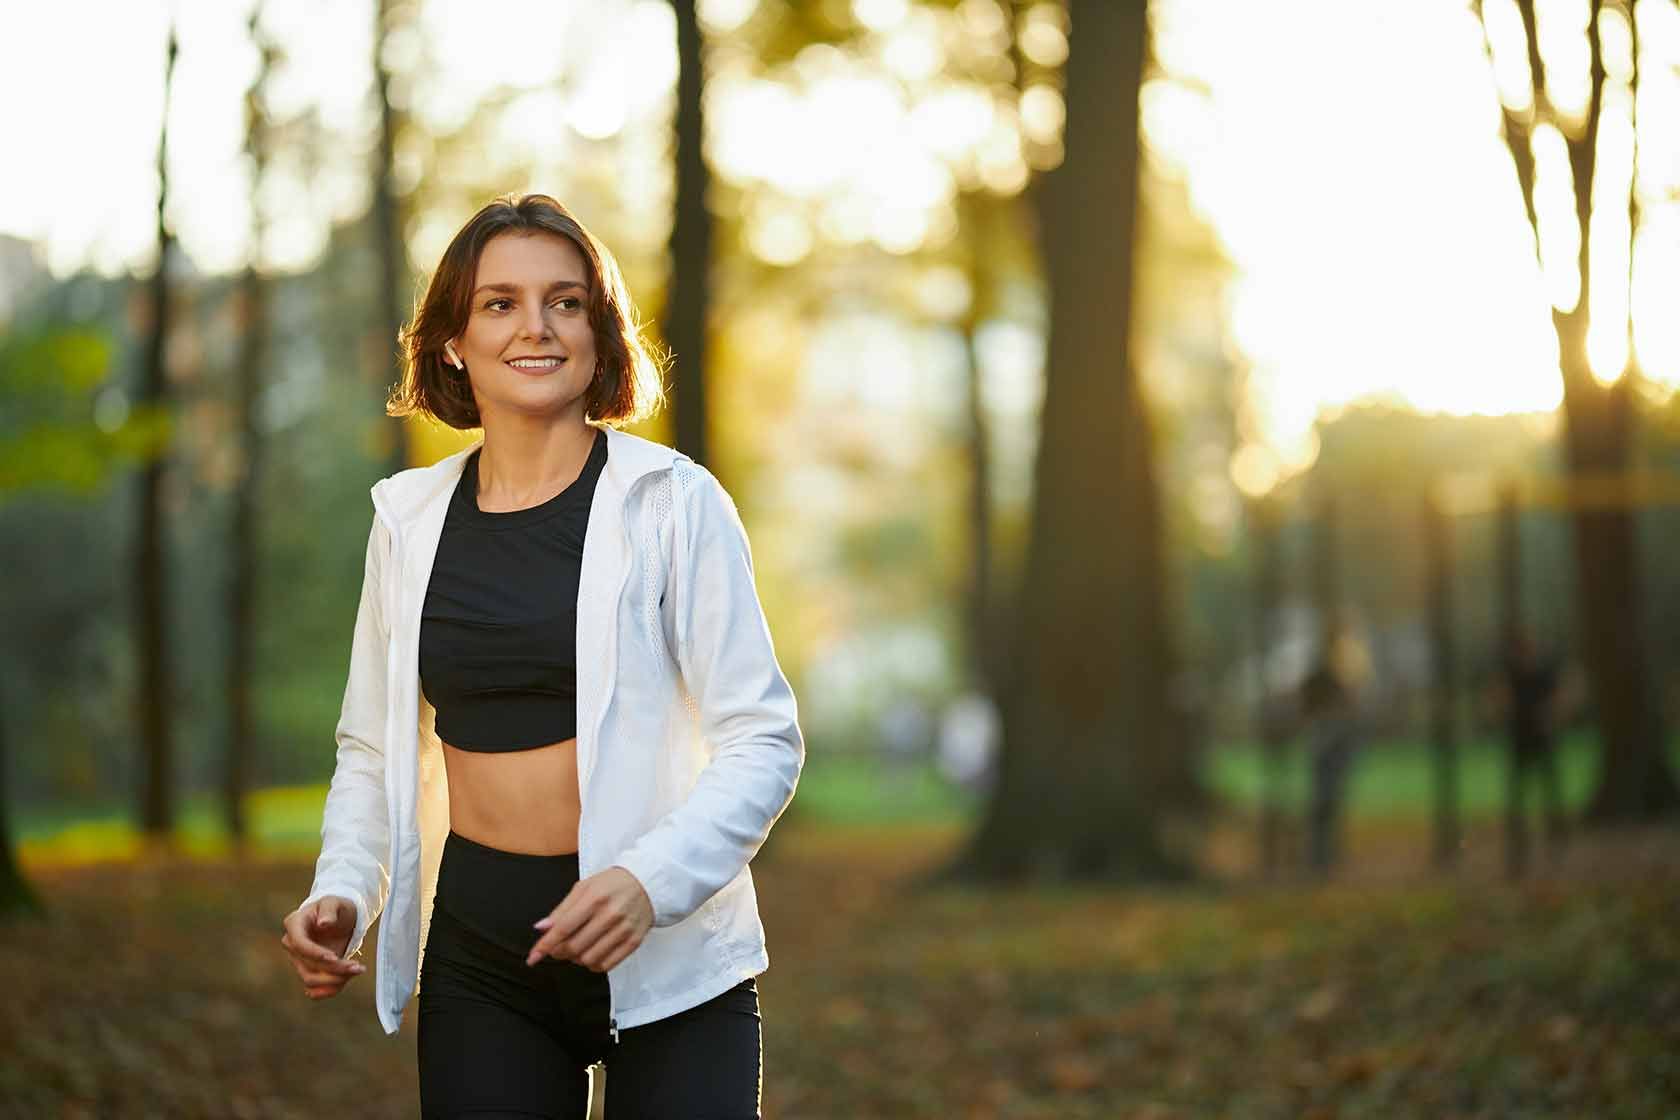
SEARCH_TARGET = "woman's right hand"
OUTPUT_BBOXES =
[281,896,368,999]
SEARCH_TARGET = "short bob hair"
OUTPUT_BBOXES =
[389,193,667,430]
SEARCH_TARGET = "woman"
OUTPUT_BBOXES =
[278,193,804,1118]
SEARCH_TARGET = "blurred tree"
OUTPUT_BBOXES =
[0,317,166,913]
[223,7,275,852]
[0,678,38,919]
[1476,0,1678,820]
[668,0,713,469]
[953,0,1191,881]
[135,23,181,851]
[373,0,413,474]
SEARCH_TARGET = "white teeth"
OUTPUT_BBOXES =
[509,358,565,368]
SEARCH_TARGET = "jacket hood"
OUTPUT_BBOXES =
[369,423,690,528]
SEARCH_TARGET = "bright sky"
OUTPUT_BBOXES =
[3,0,1677,478]
[1148,0,1680,480]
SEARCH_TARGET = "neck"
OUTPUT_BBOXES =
[474,412,597,510]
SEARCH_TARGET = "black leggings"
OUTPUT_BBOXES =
[418,829,763,1119]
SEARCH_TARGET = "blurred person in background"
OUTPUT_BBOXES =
[937,690,1000,799]
[277,194,803,1118]
[1493,625,1571,874]
[1299,622,1371,877]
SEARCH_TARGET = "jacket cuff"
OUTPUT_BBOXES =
[609,852,680,928]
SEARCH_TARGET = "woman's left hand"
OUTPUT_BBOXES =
[526,866,654,971]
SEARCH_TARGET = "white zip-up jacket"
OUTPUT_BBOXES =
[296,424,804,1038]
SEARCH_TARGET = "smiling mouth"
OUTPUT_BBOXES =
[506,357,568,374]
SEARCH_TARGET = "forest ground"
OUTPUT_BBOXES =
[3,809,1676,1118]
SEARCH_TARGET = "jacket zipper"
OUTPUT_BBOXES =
[368,487,401,1023]
[584,471,648,1048]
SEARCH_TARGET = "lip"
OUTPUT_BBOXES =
[505,356,568,375]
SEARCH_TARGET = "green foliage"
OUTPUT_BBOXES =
[0,322,170,497]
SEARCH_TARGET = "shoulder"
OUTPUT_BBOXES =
[673,459,740,521]
[370,440,479,523]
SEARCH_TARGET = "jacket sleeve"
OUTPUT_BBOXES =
[296,512,393,959]
[613,462,805,928]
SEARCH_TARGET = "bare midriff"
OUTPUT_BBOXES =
[442,737,582,856]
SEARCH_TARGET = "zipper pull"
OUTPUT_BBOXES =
[610,1018,620,1044]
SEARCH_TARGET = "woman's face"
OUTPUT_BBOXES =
[451,231,599,425]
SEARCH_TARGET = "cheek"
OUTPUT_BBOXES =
[565,322,597,351]
[461,321,505,354]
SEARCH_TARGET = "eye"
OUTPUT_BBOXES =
[485,298,513,312]
[551,296,583,311]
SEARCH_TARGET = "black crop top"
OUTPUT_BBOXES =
[419,427,607,752]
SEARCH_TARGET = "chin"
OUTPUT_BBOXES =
[494,388,589,419]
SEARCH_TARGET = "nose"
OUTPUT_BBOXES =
[518,300,552,342]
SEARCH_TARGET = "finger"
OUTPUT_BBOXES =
[313,906,350,936]
[281,926,337,962]
[596,935,640,974]
[283,934,362,974]
[295,958,365,985]
[542,905,618,966]
[578,925,634,971]
[562,910,622,966]
[289,950,366,982]
[526,905,593,967]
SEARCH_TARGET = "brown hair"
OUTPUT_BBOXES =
[389,193,667,430]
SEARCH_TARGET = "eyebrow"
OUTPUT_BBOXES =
[471,280,590,297]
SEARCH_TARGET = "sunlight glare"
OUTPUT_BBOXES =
[1481,0,1537,113]
[696,0,758,35]
[1018,4,1068,68]
[1019,85,1065,148]
[879,8,944,82]
[1531,122,1583,311]
[853,0,911,33]
[1586,88,1635,382]
[1535,0,1593,129]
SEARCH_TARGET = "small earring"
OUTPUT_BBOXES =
[445,342,464,370]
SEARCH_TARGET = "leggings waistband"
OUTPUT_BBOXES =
[443,828,581,865]
[435,830,584,956]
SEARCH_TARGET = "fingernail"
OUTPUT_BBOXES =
[533,918,551,929]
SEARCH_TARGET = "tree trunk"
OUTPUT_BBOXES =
[225,8,273,854]
[1476,0,1677,820]
[1424,489,1460,869]
[1251,498,1288,876]
[1558,337,1675,818]
[373,0,411,474]
[957,190,1001,692]
[947,0,1191,883]
[0,679,43,920]
[136,26,179,848]
[668,0,712,469]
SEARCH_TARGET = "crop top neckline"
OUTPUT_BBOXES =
[450,427,607,532]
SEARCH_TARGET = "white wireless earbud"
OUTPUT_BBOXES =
[445,342,464,370]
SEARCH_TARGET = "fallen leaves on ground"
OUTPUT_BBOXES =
[1,819,1676,1117]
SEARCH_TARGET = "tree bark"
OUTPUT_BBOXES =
[957,191,1001,692]
[1251,498,1289,876]
[0,679,43,919]
[668,0,712,469]
[1476,0,1677,819]
[136,25,179,847]
[224,8,273,854]
[373,0,411,474]
[1424,489,1460,869]
[947,0,1191,883]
